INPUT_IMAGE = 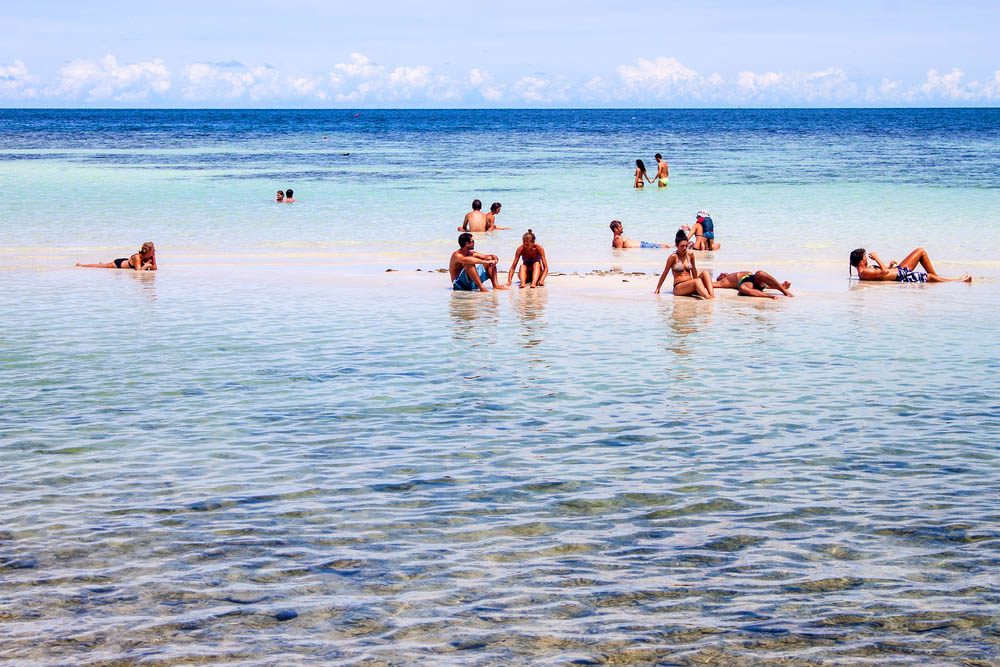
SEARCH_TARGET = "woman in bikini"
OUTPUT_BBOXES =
[633,159,652,188]
[655,230,715,298]
[77,242,157,271]
[849,247,970,283]
[682,210,721,251]
[506,229,548,288]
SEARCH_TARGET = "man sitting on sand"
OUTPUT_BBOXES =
[450,232,508,292]
[714,271,794,299]
[458,199,488,232]
[610,220,670,249]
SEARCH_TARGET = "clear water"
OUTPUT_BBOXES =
[1,110,999,664]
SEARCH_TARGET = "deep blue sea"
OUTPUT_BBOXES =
[1,109,999,664]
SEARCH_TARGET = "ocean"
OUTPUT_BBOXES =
[1,109,999,664]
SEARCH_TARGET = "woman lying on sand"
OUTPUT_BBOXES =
[849,247,970,283]
[714,270,794,299]
[76,242,157,271]
[655,230,715,298]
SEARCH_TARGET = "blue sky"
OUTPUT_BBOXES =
[2,1,998,106]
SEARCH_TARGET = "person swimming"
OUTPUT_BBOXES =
[634,159,651,188]
[610,220,670,249]
[506,229,548,288]
[654,230,714,298]
[275,190,284,202]
[283,188,296,203]
[849,247,971,283]
[76,242,157,271]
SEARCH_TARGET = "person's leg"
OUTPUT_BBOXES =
[738,282,779,299]
[76,261,116,268]
[671,278,700,296]
[753,271,793,296]
[518,264,528,288]
[464,264,489,292]
[699,270,715,299]
[485,263,507,290]
[898,247,939,274]
[529,262,541,288]
[926,272,972,283]
[710,240,721,251]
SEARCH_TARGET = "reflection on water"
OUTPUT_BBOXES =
[511,287,547,349]
[448,290,500,343]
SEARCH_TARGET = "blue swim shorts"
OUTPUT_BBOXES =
[895,266,928,283]
[453,265,489,290]
[640,241,662,248]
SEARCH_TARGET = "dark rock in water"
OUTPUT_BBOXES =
[274,609,298,622]
[385,269,396,272]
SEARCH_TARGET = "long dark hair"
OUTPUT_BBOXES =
[849,248,865,276]
[636,159,647,174]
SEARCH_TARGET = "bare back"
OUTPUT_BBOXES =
[462,210,488,232]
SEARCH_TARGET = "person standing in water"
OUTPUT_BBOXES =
[507,229,548,288]
[633,159,652,188]
[485,202,510,231]
[655,230,714,298]
[849,247,971,283]
[450,232,507,291]
[653,153,669,187]
[77,242,157,271]
[458,199,488,232]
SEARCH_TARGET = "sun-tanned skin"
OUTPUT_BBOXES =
[449,237,508,292]
[655,236,714,298]
[854,247,971,283]
[507,233,548,288]
[485,203,510,231]
[459,199,489,232]
[610,221,669,249]
[714,271,794,299]
[654,154,669,187]
[76,242,157,271]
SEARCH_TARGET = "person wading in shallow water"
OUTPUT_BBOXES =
[449,232,507,292]
[458,199,488,232]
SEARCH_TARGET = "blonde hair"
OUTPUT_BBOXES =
[140,242,155,254]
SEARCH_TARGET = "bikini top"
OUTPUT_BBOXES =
[672,252,693,275]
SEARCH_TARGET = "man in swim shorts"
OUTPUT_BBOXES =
[458,199,489,232]
[450,232,508,291]
[713,270,794,299]
[610,220,670,249]
[654,153,669,187]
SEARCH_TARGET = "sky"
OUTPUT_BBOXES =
[1,1,998,107]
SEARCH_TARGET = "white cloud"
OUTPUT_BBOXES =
[328,53,458,102]
[736,67,857,102]
[0,61,37,98]
[55,55,170,101]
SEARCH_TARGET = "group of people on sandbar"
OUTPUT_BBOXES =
[450,230,548,291]
[612,211,719,251]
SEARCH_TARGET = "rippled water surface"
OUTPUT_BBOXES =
[2,110,1000,664]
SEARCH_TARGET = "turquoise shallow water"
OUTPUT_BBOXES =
[2,110,1000,663]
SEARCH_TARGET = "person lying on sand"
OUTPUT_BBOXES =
[450,233,508,292]
[507,229,548,288]
[76,242,157,271]
[610,220,670,249]
[714,270,794,299]
[849,247,971,283]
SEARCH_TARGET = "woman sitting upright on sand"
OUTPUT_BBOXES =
[655,230,715,298]
[77,242,157,271]
[850,247,970,283]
